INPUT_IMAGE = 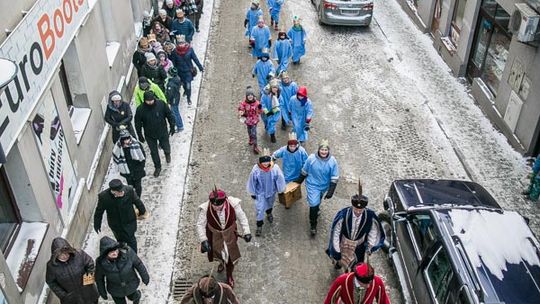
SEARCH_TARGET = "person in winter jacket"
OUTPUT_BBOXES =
[252,50,275,96]
[165,67,185,132]
[250,17,271,58]
[105,91,136,143]
[295,139,339,236]
[324,263,390,304]
[46,237,99,304]
[151,21,171,45]
[171,8,195,43]
[157,50,174,73]
[142,11,152,36]
[268,0,284,31]
[238,86,263,154]
[152,9,172,31]
[169,36,204,105]
[179,0,199,23]
[247,149,286,236]
[191,0,204,32]
[288,16,307,64]
[94,179,147,252]
[140,53,168,92]
[260,78,281,143]
[147,34,164,54]
[244,1,263,44]
[180,275,239,304]
[132,37,152,77]
[113,130,146,197]
[162,0,177,19]
[135,91,176,177]
[95,236,150,304]
[287,86,313,143]
[272,30,292,76]
[134,77,167,107]
[279,72,298,130]
[272,132,308,183]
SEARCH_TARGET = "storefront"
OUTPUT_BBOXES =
[467,0,511,95]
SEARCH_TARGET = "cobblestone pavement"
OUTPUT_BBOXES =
[166,0,540,303]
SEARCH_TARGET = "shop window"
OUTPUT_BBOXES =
[467,0,511,95]
[0,167,21,254]
[431,0,443,35]
[450,0,467,46]
[100,0,121,67]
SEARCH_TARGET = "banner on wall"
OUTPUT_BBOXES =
[31,90,77,224]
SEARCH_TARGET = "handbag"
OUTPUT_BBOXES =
[191,66,198,77]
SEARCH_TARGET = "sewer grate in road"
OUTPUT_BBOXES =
[172,278,193,300]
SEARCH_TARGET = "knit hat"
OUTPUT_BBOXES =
[143,11,151,19]
[109,179,123,191]
[119,129,131,140]
[293,15,301,24]
[297,86,307,98]
[168,67,178,77]
[209,187,227,206]
[139,77,150,90]
[110,92,122,101]
[354,263,375,284]
[287,132,298,145]
[145,52,156,62]
[246,86,256,98]
[143,91,155,101]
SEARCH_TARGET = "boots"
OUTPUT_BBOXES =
[266,208,273,223]
[153,167,161,177]
[253,145,261,154]
[309,205,320,236]
[270,134,276,143]
[255,220,263,236]
[274,23,279,31]
[165,153,171,163]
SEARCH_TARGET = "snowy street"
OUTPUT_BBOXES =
[85,0,539,303]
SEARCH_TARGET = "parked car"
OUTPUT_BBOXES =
[379,179,540,304]
[311,0,373,26]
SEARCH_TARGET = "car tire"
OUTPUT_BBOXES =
[318,6,324,25]
[378,212,392,253]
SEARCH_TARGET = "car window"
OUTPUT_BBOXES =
[409,214,437,256]
[426,246,454,303]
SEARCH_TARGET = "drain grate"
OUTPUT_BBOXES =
[172,278,193,300]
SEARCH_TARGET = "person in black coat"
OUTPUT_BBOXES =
[132,37,152,77]
[135,91,175,177]
[105,91,136,143]
[169,36,204,105]
[94,179,147,252]
[46,237,99,304]
[165,67,184,132]
[140,52,168,92]
[95,236,149,304]
[113,130,146,197]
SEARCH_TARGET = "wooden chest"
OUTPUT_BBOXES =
[279,182,302,209]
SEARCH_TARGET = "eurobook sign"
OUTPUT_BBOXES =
[0,0,90,154]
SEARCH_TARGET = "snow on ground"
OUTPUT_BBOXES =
[82,1,215,303]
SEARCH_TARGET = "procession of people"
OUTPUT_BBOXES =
[45,1,391,303]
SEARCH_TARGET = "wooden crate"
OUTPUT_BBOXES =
[279,182,302,209]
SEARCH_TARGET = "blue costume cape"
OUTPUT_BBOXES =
[268,0,284,24]
[326,207,385,262]
[250,25,271,58]
[245,8,263,37]
[288,96,313,142]
[272,39,292,75]
[301,153,339,207]
[272,146,308,183]
[279,82,298,124]
[287,26,307,62]
[261,93,281,134]
[252,60,275,95]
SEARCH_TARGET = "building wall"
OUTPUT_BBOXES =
[0,0,144,303]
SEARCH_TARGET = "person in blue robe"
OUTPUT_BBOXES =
[267,0,284,30]
[250,17,271,58]
[279,72,298,130]
[244,1,263,43]
[287,86,313,143]
[272,133,308,183]
[252,51,275,96]
[287,16,307,64]
[272,30,292,76]
[260,79,281,143]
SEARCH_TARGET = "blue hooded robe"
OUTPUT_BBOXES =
[261,92,281,135]
[252,59,275,96]
[272,39,293,75]
[247,163,286,221]
[272,146,308,183]
[301,153,339,207]
[250,25,271,58]
[279,81,298,124]
[287,26,307,62]
[245,7,263,37]
[268,0,285,24]
[288,96,313,142]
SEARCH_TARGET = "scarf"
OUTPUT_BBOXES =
[258,162,274,172]
[293,25,303,31]
[176,44,190,56]
[112,138,145,175]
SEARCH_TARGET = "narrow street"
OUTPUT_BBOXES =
[167,0,539,303]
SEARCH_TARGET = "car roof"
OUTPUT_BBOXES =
[436,209,540,303]
[393,179,501,210]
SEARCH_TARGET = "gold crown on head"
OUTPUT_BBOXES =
[262,148,271,157]
[319,139,329,149]
[288,132,298,141]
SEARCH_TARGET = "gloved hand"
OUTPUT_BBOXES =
[266,111,274,116]
[325,182,337,199]
[251,195,257,200]
[249,40,255,47]
[201,240,211,253]
[294,174,306,184]
[304,123,310,131]
[252,74,255,78]
[169,128,175,136]
[244,234,252,242]
[138,136,146,143]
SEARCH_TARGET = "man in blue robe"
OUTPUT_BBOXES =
[250,17,271,58]
[244,1,263,43]
[287,16,307,64]
[295,140,339,236]
[260,79,281,143]
[288,86,313,143]
[252,50,276,96]
[247,149,286,236]
[326,193,385,272]
[272,30,292,76]
[272,132,308,183]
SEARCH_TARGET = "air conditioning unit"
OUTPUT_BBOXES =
[511,3,540,42]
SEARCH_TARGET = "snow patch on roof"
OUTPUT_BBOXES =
[448,209,540,280]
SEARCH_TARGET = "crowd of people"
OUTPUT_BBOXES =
[44,1,391,303]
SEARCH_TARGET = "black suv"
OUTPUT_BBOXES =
[380,179,540,304]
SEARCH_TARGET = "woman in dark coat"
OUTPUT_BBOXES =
[140,52,168,92]
[113,130,146,197]
[132,37,152,78]
[95,236,149,304]
[169,36,204,105]
[45,237,99,304]
[105,91,136,143]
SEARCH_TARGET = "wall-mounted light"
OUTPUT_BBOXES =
[0,57,18,164]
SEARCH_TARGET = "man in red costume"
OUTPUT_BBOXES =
[324,263,390,304]
[197,188,251,288]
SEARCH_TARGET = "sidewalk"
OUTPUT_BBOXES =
[82,1,215,303]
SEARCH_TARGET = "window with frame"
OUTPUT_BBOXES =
[0,167,21,254]
[409,214,438,256]
[426,246,454,303]
[450,0,467,46]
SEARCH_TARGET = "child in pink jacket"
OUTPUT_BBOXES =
[238,86,263,154]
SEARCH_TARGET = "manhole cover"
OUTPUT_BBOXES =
[172,278,193,300]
